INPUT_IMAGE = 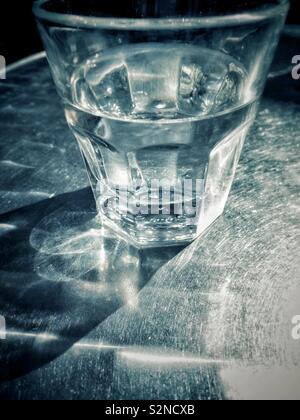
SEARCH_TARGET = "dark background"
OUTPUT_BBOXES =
[0,0,299,64]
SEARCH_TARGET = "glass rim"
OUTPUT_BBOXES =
[33,0,289,30]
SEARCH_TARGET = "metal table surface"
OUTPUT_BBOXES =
[0,30,299,400]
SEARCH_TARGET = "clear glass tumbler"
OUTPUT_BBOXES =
[33,0,289,248]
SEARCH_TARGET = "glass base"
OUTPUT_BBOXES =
[97,200,224,249]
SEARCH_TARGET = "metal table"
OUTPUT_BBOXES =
[0,29,299,400]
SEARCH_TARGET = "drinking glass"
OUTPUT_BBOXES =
[33,0,289,248]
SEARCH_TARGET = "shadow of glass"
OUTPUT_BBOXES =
[0,187,185,381]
